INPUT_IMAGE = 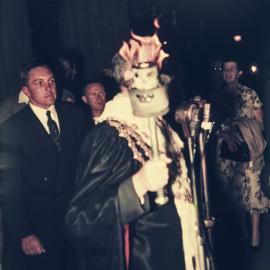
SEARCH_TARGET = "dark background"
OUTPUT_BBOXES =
[1,0,270,101]
[1,2,270,269]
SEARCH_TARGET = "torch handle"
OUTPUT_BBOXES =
[148,117,169,205]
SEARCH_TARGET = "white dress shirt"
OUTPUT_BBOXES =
[18,90,29,104]
[29,103,60,134]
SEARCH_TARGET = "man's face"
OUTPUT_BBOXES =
[22,66,57,109]
[82,83,106,113]
[222,61,240,84]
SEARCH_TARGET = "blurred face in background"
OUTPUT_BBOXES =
[22,66,57,109]
[82,83,106,117]
[60,59,77,82]
[222,61,240,85]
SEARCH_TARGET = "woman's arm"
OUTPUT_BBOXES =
[254,108,263,125]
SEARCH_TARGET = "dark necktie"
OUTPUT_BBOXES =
[46,110,61,151]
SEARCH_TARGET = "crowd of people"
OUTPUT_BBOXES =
[0,25,270,270]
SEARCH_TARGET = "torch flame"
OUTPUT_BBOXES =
[119,21,169,69]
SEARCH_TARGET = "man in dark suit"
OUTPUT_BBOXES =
[0,59,85,270]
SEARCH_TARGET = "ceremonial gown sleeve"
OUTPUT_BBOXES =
[65,123,149,269]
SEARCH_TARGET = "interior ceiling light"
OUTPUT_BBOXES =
[250,65,258,74]
[233,35,242,42]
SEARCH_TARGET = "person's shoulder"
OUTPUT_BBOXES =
[56,103,86,126]
[79,121,125,158]
[0,107,31,143]
[56,102,83,115]
[85,121,119,141]
[1,92,20,104]
[239,84,257,95]
[1,105,30,129]
[85,120,128,146]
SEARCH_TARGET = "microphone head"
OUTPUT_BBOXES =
[203,103,211,122]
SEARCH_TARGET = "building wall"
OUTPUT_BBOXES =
[0,0,32,101]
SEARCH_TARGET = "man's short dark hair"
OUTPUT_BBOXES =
[20,58,54,87]
[80,79,104,97]
[222,58,242,71]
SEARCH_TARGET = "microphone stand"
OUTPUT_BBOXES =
[198,104,215,270]
[199,104,215,250]
[175,102,215,270]
[189,109,208,270]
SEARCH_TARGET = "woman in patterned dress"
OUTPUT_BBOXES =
[215,59,268,247]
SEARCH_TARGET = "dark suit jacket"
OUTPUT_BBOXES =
[0,103,85,257]
[0,93,26,126]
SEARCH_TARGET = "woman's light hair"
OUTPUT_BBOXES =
[111,53,133,87]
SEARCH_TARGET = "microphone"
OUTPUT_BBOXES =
[175,102,200,139]
[204,103,210,122]
[175,105,192,138]
[190,107,200,138]
[201,103,212,131]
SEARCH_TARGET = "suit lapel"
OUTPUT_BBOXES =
[55,104,69,152]
[24,105,59,153]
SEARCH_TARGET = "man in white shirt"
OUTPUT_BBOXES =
[81,80,107,123]
[0,59,85,270]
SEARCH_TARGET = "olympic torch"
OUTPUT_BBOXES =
[117,18,170,205]
[129,62,169,205]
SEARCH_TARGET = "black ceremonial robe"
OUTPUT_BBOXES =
[65,122,185,270]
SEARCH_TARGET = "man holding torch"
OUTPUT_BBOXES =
[66,19,200,270]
